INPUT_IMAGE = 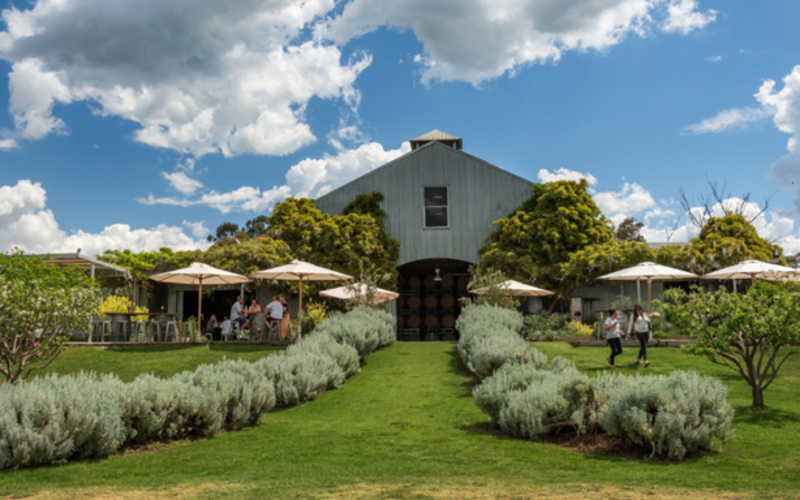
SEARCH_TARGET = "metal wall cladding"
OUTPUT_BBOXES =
[315,141,534,266]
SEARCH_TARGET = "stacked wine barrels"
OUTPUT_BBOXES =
[399,271,466,341]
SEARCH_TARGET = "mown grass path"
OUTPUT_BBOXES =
[2,343,799,499]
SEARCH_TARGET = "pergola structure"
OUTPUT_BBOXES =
[33,252,130,280]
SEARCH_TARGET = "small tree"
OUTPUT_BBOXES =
[0,251,101,383]
[663,283,800,408]
[461,267,519,310]
[342,264,395,310]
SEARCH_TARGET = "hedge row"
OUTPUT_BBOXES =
[458,304,734,460]
[0,306,394,470]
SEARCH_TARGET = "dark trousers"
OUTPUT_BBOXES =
[607,338,623,365]
[636,331,649,361]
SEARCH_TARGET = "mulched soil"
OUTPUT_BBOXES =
[540,431,699,462]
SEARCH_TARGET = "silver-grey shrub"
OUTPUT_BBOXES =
[473,359,553,427]
[467,334,542,379]
[598,371,735,460]
[348,305,396,348]
[314,312,379,357]
[457,304,533,378]
[256,349,346,407]
[497,368,602,438]
[0,372,127,469]
[289,332,361,377]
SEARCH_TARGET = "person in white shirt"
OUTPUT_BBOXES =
[220,316,233,340]
[265,296,283,327]
[230,296,247,329]
[628,304,659,367]
[603,310,623,369]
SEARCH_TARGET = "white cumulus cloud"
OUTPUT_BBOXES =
[594,182,656,215]
[140,139,411,213]
[0,0,369,156]
[537,168,598,186]
[0,179,206,257]
[326,0,716,84]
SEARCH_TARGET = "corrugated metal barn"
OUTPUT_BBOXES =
[315,130,534,341]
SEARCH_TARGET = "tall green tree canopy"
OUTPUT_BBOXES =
[614,216,645,242]
[687,214,784,275]
[343,191,387,227]
[267,197,399,282]
[479,179,613,302]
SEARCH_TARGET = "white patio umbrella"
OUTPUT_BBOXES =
[470,279,554,297]
[251,260,351,336]
[598,262,698,313]
[320,283,400,305]
[150,262,250,338]
[703,259,800,287]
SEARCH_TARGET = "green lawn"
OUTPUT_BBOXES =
[2,342,799,499]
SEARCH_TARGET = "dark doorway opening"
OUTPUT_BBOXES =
[396,258,471,341]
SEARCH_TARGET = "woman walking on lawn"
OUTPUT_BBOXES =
[604,309,623,369]
[628,304,659,367]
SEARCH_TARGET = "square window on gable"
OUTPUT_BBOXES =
[424,186,448,229]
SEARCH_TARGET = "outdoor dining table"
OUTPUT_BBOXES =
[108,312,183,342]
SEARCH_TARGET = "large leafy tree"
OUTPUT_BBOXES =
[203,236,292,279]
[267,197,399,282]
[479,179,613,307]
[614,216,645,242]
[0,252,101,383]
[343,191,387,227]
[687,214,784,275]
[98,247,201,294]
[662,283,800,408]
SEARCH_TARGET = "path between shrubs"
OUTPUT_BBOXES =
[2,342,787,499]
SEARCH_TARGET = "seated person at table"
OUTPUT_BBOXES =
[264,296,283,328]
[244,299,260,330]
[230,296,247,330]
[220,316,233,340]
[206,314,219,334]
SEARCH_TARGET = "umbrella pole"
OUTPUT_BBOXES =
[733,279,738,293]
[636,280,641,305]
[647,279,652,314]
[751,273,756,287]
[297,277,303,338]
[197,278,203,343]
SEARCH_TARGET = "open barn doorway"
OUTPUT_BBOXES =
[396,259,472,341]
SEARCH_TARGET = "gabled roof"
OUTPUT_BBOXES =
[316,140,532,204]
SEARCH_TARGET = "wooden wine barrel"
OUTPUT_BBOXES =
[423,275,437,288]
[457,276,469,290]
[425,315,439,328]
[441,314,456,328]
[408,277,422,289]
[407,315,421,328]
[397,296,405,308]
[424,295,438,309]
[441,275,454,288]
[440,294,455,308]
[397,316,405,328]
[407,296,422,310]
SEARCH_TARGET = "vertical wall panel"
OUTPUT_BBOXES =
[315,141,534,266]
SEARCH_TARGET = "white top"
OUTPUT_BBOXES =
[231,302,244,320]
[604,316,621,340]
[267,300,283,319]
[221,319,232,334]
[628,314,651,334]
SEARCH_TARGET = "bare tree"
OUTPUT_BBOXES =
[679,178,770,230]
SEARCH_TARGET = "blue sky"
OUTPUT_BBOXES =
[1,0,799,256]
